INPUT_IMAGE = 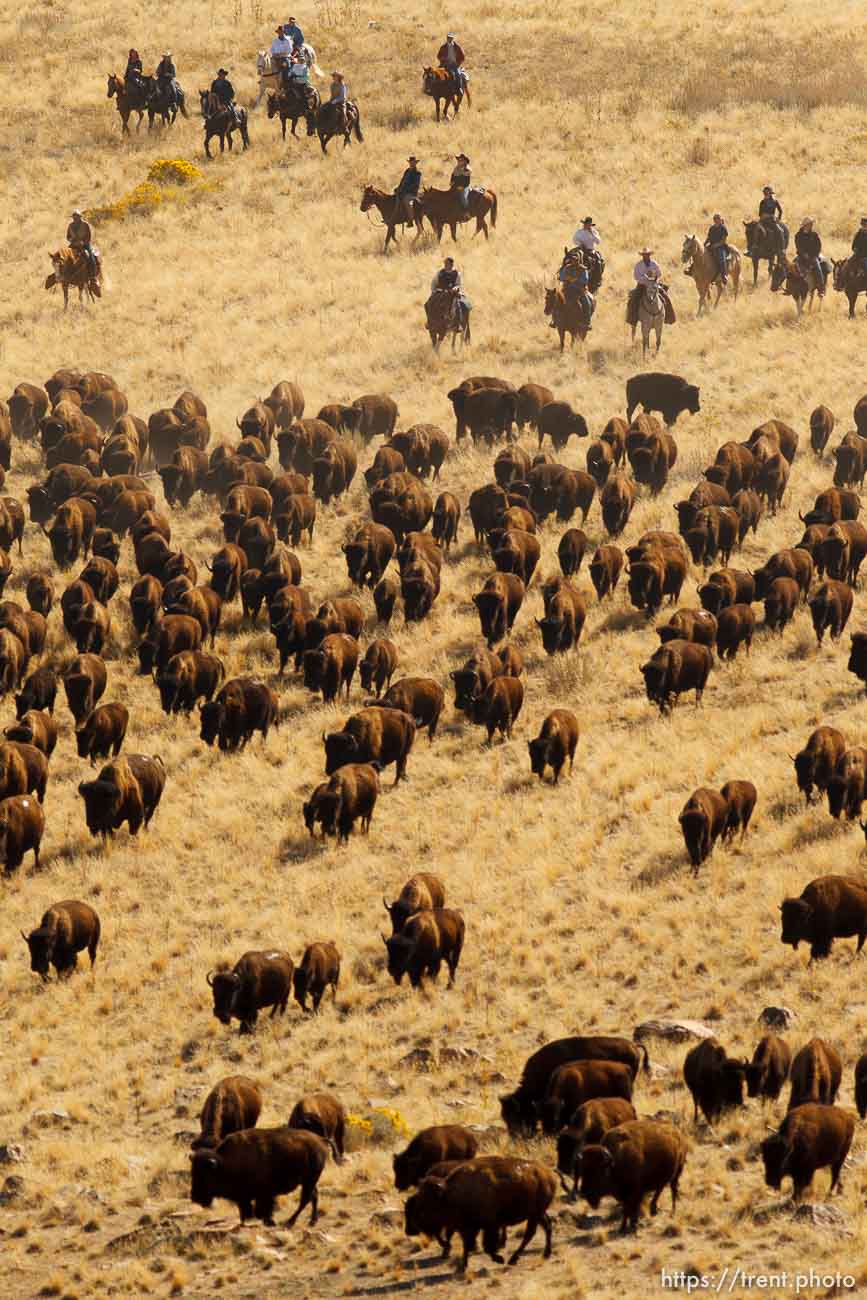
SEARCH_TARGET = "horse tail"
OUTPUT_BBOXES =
[353,107,364,142]
[179,96,189,118]
[490,191,497,229]
[464,84,472,108]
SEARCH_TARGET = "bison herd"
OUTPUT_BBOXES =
[6,360,867,1271]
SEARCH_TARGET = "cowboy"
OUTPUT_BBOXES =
[271,26,294,69]
[395,157,422,223]
[794,218,824,295]
[852,218,867,278]
[125,48,143,94]
[428,256,470,322]
[572,216,601,255]
[437,33,468,92]
[628,247,673,324]
[285,49,311,100]
[557,250,593,330]
[284,17,305,48]
[211,68,239,124]
[155,51,178,106]
[329,72,348,131]
[758,185,785,262]
[704,213,729,283]
[450,154,471,209]
[66,210,97,276]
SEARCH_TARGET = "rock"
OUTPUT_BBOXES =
[173,1130,198,1146]
[792,1202,851,1234]
[180,1040,199,1063]
[0,1143,25,1164]
[370,1207,402,1227]
[0,1175,25,1204]
[758,1006,796,1030]
[399,1047,433,1069]
[634,1019,715,1044]
[28,1108,72,1131]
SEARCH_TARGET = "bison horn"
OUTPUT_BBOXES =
[20,930,28,942]
[381,933,389,946]
[383,898,392,913]
[236,418,243,430]
[861,820,867,833]
[206,970,215,986]
[204,560,213,571]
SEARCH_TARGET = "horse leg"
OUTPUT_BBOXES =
[655,322,662,354]
[320,131,328,154]
[383,224,393,254]
[558,328,565,353]
[751,258,758,287]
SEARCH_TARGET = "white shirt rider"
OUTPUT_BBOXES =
[634,255,662,286]
[271,33,294,59]
[573,225,601,253]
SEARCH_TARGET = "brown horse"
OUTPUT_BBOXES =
[833,256,867,318]
[544,287,589,350]
[421,67,469,121]
[45,250,101,309]
[306,99,363,153]
[199,91,250,158]
[267,87,320,139]
[360,186,425,253]
[417,186,497,243]
[770,256,825,318]
[425,289,470,351]
[107,73,146,134]
[680,235,741,314]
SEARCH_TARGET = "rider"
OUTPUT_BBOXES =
[437,33,468,93]
[124,48,143,95]
[285,48,311,102]
[851,217,867,279]
[759,185,784,262]
[450,153,471,210]
[395,156,422,223]
[572,216,601,255]
[329,72,348,131]
[155,51,177,107]
[67,210,97,276]
[628,247,674,323]
[428,256,470,321]
[284,16,305,49]
[557,250,593,331]
[795,218,824,296]
[704,213,729,283]
[271,26,294,70]
[211,68,239,124]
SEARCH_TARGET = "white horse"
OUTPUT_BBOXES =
[255,46,323,105]
[632,280,665,358]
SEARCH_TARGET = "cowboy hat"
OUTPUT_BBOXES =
[72,209,83,217]
[447,32,455,38]
[800,217,814,227]
[640,247,653,255]
[407,156,420,164]
[763,185,774,193]
[455,153,469,162]
[582,216,594,224]
[217,68,229,75]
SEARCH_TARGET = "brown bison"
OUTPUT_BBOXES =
[538,577,586,653]
[0,794,45,873]
[156,651,224,715]
[578,1120,688,1233]
[809,405,834,456]
[826,747,867,820]
[657,608,717,647]
[539,1059,635,1135]
[15,666,58,718]
[720,779,756,841]
[287,1093,346,1161]
[589,544,624,600]
[746,1034,791,1102]
[500,1035,649,1136]
[190,1127,328,1226]
[600,472,635,537]
[75,703,128,763]
[192,1076,263,1151]
[394,1125,478,1190]
[761,1104,854,1201]
[555,1098,638,1199]
[200,678,279,751]
[78,754,165,838]
[792,726,846,803]
[678,788,728,870]
[626,372,700,426]
[302,763,379,842]
[383,872,446,934]
[323,706,415,784]
[640,641,713,713]
[809,580,853,645]
[780,875,867,960]
[473,572,525,647]
[22,899,99,978]
[303,634,359,704]
[208,949,294,1035]
[528,709,579,783]
[683,1037,747,1124]
[382,908,465,988]
[5,710,59,758]
[787,1038,843,1110]
[292,942,341,1012]
[63,654,107,725]
[370,677,444,741]
[359,639,398,698]
[469,676,524,742]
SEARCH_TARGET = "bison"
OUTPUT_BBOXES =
[382,908,465,988]
[683,1037,747,1125]
[555,1098,638,1200]
[22,899,99,978]
[78,754,165,838]
[75,703,128,763]
[292,942,341,1012]
[792,726,846,804]
[779,875,867,960]
[287,1093,346,1160]
[394,1126,478,1191]
[200,678,279,751]
[500,1036,649,1136]
[383,872,446,934]
[190,1127,328,1227]
[746,1034,791,1102]
[192,1076,263,1151]
[528,709,579,783]
[208,950,294,1035]
[761,1104,854,1202]
[640,641,712,713]
[302,763,379,842]
[577,1120,688,1233]
[539,1059,635,1135]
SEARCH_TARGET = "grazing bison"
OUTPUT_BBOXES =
[678,788,728,870]
[75,703,128,763]
[288,1094,346,1160]
[208,950,294,1035]
[761,1104,854,1202]
[746,1034,791,1102]
[720,779,756,841]
[556,1098,638,1199]
[22,899,99,978]
[780,875,867,960]
[190,1128,328,1227]
[303,634,359,704]
[394,1126,478,1191]
[641,641,713,713]
[156,651,224,715]
[792,726,846,804]
[192,1076,263,1150]
[578,1120,688,1233]
[788,1039,843,1110]
[539,1059,635,1135]
[323,706,415,784]
[359,639,398,698]
[473,572,525,647]
[528,709,579,783]
[383,872,446,934]
[809,580,853,645]
[469,676,524,742]
[500,1036,649,1136]
[200,678,279,751]
[404,1156,556,1272]
[78,754,165,838]
[382,908,465,988]
[683,1037,747,1124]
[302,763,379,842]
[626,373,700,426]
[63,654,107,725]
[292,942,341,1012]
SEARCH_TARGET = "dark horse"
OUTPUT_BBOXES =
[359,185,425,253]
[143,76,189,128]
[742,219,789,285]
[544,287,591,350]
[422,67,469,121]
[416,186,497,243]
[833,256,867,318]
[425,289,470,351]
[770,255,827,318]
[199,90,250,158]
[267,87,320,139]
[107,73,147,134]
[306,99,364,153]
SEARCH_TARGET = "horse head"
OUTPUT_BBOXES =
[681,235,699,263]
[256,51,268,74]
[543,287,558,316]
[360,186,374,211]
[768,260,788,293]
[107,74,119,97]
[266,92,279,117]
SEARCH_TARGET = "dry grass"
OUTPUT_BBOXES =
[3,0,867,1296]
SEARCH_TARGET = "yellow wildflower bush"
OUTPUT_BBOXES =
[85,159,216,224]
[147,158,204,186]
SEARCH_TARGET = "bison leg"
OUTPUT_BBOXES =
[238,1198,254,1222]
[286,1179,318,1227]
[457,1229,477,1272]
[482,1225,505,1263]
[508,1217,539,1265]
[256,1194,276,1225]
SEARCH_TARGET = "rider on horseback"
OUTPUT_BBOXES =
[795,218,825,297]
[211,68,239,125]
[428,257,470,320]
[852,218,867,280]
[283,48,313,105]
[628,248,675,325]
[395,157,422,223]
[67,210,98,278]
[556,250,594,331]
[284,17,305,49]
[125,48,143,95]
[451,154,471,210]
[704,213,729,283]
[437,34,468,93]
[329,72,349,132]
[571,217,604,289]
[759,185,785,262]
[271,26,294,69]
[155,51,178,108]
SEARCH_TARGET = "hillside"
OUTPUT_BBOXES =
[3,1,867,1297]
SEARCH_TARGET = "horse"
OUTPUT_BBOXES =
[267,87,320,139]
[306,99,363,153]
[107,73,146,134]
[255,46,323,105]
[421,67,468,121]
[360,186,426,253]
[199,91,250,158]
[425,289,470,351]
[742,219,789,285]
[680,234,741,313]
[630,281,664,358]
[832,256,867,318]
[544,286,590,350]
[416,186,497,242]
[144,76,189,128]
[45,249,101,309]
[770,255,826,318]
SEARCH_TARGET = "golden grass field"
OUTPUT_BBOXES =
[5,0,867,1295]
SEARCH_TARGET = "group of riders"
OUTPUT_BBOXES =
[123,47,183,112]
[268,19,351,129]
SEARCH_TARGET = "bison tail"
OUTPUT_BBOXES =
[638,1041,651,1074]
